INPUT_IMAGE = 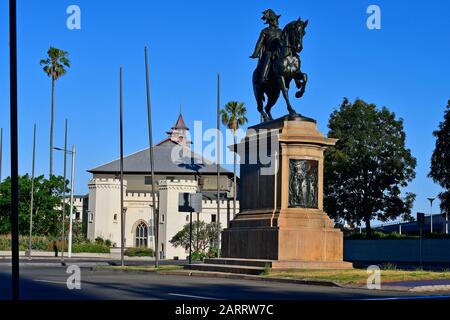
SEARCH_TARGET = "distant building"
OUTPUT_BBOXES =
[375,213,449,234]
[85,113,238,259]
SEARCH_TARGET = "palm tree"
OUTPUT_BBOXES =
[40,47,70,176]
[220,101,248,216]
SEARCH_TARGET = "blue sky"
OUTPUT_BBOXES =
[0,0,449,221]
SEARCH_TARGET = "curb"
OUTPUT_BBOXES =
[91,268,450,292]
[1,262,109,268]
[91,267,339,287]
[151,269,342,288]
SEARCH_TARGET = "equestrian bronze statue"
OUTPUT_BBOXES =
[250,9,309,122]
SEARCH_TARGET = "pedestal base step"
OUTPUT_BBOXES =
[184,263,265,275]
[205,258,352,269]
[184,258,353,275]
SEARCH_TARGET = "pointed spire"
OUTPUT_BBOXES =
[166,111,190,145]
[173,113,188,130]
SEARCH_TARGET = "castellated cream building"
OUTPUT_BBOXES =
[86,113,238,259]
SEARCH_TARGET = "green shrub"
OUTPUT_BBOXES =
[207,247,219,258]
[381,262,397,270]
[423,233,450,239]
[124,247,154,257]
[261,263,271,276]
[344,231,416,240]
[105,239,112,247]
[191,251,206,261]
[72,243,110,253]
[95,237,105,245]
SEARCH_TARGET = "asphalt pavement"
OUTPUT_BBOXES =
[1,265,450,300]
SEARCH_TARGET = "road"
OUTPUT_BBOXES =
[0,265,449,300]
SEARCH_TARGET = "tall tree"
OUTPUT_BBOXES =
[324,98,416,235]
[40,47,70,176]
[220,101,248,216]
[429,100,450,215]
[0,174,72,236]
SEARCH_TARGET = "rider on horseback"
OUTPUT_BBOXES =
[250,9,282,84]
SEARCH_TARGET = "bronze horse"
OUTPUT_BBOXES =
[252,18,309,122]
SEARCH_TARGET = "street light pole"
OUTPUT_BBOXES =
[28,124,36,259]
[68,145,76,258]
[427,197,435,234]
[61,119,68,266]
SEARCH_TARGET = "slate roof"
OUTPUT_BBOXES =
[88,140,232,175]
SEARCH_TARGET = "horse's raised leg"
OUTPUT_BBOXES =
[278,76,297,115]
[294,72,308,99]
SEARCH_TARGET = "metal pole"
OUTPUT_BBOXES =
[61,119,68,266]
[9,0,19,300]
[189,210,193,265]
[28,124,36,259]
[446,211,449,235]
[428,197,435,234]
[119,67,125,267]
[216,74,221,255]
[144,47,159,268]
[419,226,423,270]
[68,145,75,258]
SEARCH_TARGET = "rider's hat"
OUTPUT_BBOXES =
[262,9,281,24]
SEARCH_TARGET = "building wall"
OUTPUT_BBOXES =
[87,178,123,246]
[92,173,233,195]
[87,177,238,259]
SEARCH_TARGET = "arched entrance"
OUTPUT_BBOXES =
[135,222,148,248]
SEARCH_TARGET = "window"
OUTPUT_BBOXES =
[135,222,148,248]
[144,176,152,185]
[186,215,189,222]
[211,214,216,222]
[113,214,118,221]
[89,212,94,223]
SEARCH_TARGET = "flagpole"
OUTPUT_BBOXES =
[28,124,36,260]
[145,46,159,267]
[216,74,221,256]
[119,67,125,267]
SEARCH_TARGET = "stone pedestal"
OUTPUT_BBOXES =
[220,115,351,268]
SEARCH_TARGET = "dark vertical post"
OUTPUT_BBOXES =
[28,124,36,259]
[120,67,125,267]
[61,119,68,265]
[196,212,200,251]
[419,226,423,270]
[144,47,159,268]
[226,198,230,228]
[216,74,221,255]
[189,209,193,265]
[9,0,19,300]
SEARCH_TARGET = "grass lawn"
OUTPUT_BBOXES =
[96,265,183,272]
[265,269,450,285]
